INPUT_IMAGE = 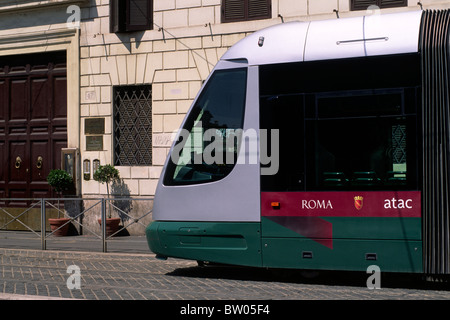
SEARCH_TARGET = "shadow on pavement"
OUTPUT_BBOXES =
[167,262,450,291]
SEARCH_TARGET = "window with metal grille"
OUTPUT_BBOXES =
[110,0,153,33]
[222,0,271,23]
[351,0,407,11]
[113,85,152,166]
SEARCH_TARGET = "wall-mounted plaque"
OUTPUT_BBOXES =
[86,136,103,151]
[85,118,105,135]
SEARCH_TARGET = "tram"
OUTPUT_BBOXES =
[146,9,450,276]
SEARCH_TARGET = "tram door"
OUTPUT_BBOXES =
[260,94,305,193]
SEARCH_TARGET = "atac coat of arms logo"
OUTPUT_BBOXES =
[354,196,363,210]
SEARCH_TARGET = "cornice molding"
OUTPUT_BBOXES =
[0,27,77,52]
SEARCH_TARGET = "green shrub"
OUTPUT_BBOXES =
[93,164,120,185]
[93,164,120,218]
[47,169,73,193]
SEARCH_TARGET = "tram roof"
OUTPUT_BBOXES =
[221,10,423,66]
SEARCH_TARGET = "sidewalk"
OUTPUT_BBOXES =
[1,245,449,301]
[0,293,78,300]
[0,230,152,254]
[1,231,450,301]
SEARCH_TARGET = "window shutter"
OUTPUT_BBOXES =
[126,0,153,31]
[351,0,378,11]
[222,0,271,23]
[379,0,408,8]
[222,0,245,23]
[110,0,126,33]
[248,0,271,20]
[110,0,153,33]
[351,0,407,11]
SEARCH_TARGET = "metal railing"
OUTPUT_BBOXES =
[0,197,153,252]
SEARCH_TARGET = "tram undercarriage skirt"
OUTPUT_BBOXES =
[420,9,450,275]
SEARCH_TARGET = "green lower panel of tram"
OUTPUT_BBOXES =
[146,221,263,267]
[261,238,422,273]
[261,216,423,273]
[146,218,423,273]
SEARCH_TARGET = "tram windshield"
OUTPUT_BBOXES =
[164,68,247,186]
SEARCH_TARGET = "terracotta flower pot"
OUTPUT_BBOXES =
[98,217,121,237]
[48,218,71,237]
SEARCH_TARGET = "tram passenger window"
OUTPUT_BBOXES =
[164,68,247,186]
[305,91,418,190]
[259,54,420,192]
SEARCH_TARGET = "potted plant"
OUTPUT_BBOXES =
[46,169,73,236]
[93,164,121,236]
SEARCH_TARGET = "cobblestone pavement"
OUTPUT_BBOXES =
[0,248,449,303]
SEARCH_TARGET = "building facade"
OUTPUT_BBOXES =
[1,0,450,203]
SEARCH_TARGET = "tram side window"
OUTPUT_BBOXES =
[305,91,418,190]
[164,68,247,186]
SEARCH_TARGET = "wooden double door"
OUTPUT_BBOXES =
[0,52,68,206]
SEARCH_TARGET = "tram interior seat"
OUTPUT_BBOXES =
[322,171,397,187]
[322,170,408,187]
[387,170,407,185]
[323,172,349,187]
[351,171,381,186]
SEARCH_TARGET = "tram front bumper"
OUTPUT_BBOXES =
[145,220,262,267]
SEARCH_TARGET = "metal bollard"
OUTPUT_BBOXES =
[101,198,107,252]
[41,199,46,250]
